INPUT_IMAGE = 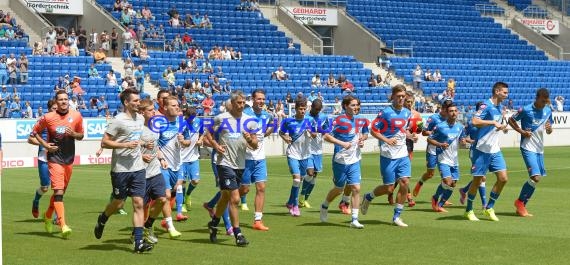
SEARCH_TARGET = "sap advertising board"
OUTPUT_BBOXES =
[6,118,108,142]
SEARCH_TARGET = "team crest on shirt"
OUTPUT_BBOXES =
[68,117,73,123]
[493,115,501,121]
[476,104,487,115]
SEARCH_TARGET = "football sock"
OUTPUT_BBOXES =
[438,184,454,207]
[479,182,487,207]
[207,192,221,209]
[393,204,404,221]
[288,179,301,206]
[486,191,500,209]
[175,186,184,214]
[518,179,536,205]
[433,183,444,201]
[466,193,476,212]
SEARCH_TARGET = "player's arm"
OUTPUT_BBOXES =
[545,114,553,134]
[28,133,40,145]
[101,133,138,149]
[427,128,448,149]
[203,128,225,154]
[324,133,350,149]
[178,133,192,147]
[278,121,292,144]
[507,116,530,137]
[264,118,275,137]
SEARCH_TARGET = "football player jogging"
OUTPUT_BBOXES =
[139,99,182,241]
[157,96,191,221]
[319,95,368,228]
[181,106,204,212]
[280,98,313,217]
[387,91,421,207]
[299,98,329,209]
[242,89,274,231]
[508,88,553,217]
[412,100,452,199]
[464,82,510,222]
[93,89,153,253]
[206,90,258,247]
[29,99,57,218]
[427,104,466,212]
[32,90,84,238]
[459,102,488,209]
[361,85,418,227]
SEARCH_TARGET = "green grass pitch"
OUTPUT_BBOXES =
[3,147,570,265]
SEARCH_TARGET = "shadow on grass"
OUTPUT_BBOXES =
[358,219,393,226]
[435,215,470,221]
[15,231,58,238]
[495,212,519,217]
[14,219,42,223]
[185,228,210,234]
[298,222,347,228]
[103,238,131,245]
[408,208,439,213]
[79,243,132,252]
[263,211,294,217]
[185,238,235,247]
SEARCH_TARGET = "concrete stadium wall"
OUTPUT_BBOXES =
[79,0,125,50]
[10,0,52,36]
[333,9,383,63]
[551,23,570,60]
[511,18,562,59]
[0,0,9,6]
[276,6,323,54]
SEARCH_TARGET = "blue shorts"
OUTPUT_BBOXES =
[287,157,308,177]
[521,148,546,177]
[144,173,167,204]
[380,156,411,185]
[160,168,184,190]
[216,165,244,191]
[471,149,507,176]
[242,159,268,185]
[110,169,146,200]
[182,160,201,181]
[307,154,323,173]
[426,152,437,169]
[438,163,460,181]
[38,160,50,187]
[332,161,361,188]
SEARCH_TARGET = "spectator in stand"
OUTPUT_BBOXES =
[7,56,17,85]
[185,45,195,59]
[136,22,145,42]
[424,68,433,82]
[106,70,118,89]
[113,0,122,11]
[12,86,21,100]
[230,47,242,60]
[110,28,119,57]
[169,14,182,27]
[200,14,213,29]
[5,27,15,40]
[68,32,79,56]
[97,95,108,117]
[307,91,317,104]
[10,96,21,118]
[120,8,131,27]
[184,13,195,28]
[99,30,109,54]
[89,96,98,109]
[311,74,322,88]
[71,76,85,96]
[54,41,69,56]
[76,94,86,110]
[285,92,293,104]
[506,99,514,112]
[141,5,154,21]
[78,27,87,49]
[317,91,324,103]
[14,25,25,39]
[222,46,232,60]
[165,69,176,88]
[139,43,149,61]
[193,12,203,28]
[432,69,443,82]
[156,24,165,39]
[69,95,78,111]
[191,78,202,91]
[182,33,193,48]
[212,77,222,94]
[326,73,337,88]
[250,0,260,11]
[368,73,377,87]
[122,28,133,50]
[18,54,28,84]
[131,41,141,57]
[202,82,213,95]
[134,65,145,93]
[123,57,135,78]
[201,94,215,116]
[555,95,565,112]
[412,64,423,90]
[447,78,455,91]
[202,59,213,73]
[23,101,33,119]
[177,59,189,73]
[332,97,341,115]
[384,71,394,86]
[275,99,286,119]
[167,5,179,18]
[0,101,9,118]
[93,47,107,64]
[273,66,288,81]
[32,41,44,55]
[45,28,56,55]
[35,106,44,119]
[237,0,249,10]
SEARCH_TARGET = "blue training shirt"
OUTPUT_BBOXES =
[474,99,503,154]
[429,121,465,167]
[331,114,369,165]
[425,113,444,155]
[373,105,411,159]
[511,103,553,154]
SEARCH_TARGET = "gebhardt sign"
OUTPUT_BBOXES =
[25,0,83,15]
[285,6,338,26]
[520,18,559,35]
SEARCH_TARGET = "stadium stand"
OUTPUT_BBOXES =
[96,0,378,115]
[347,0,570,111]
